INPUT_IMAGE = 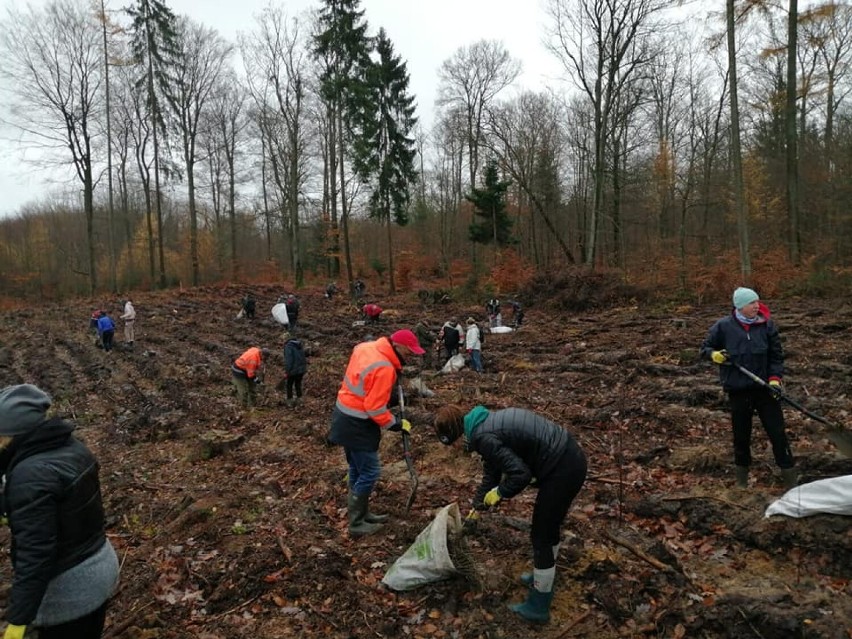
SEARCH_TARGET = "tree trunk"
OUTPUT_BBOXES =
[785,0,800,265]
[727,0,751,280]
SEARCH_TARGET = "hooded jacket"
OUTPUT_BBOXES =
[1,417,109,625]
[464,407,584,509]
[329,337,402,451]
[232,347,263,379]
[284,339,307,376]
[700,302,783,391]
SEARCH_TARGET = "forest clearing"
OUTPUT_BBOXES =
[0,283,849,638]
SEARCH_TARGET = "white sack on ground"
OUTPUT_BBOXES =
[441,354,466,374]
[271,303,289,326]
[764,475,852,518]
[489,326,513,334]
[381,503,462,591]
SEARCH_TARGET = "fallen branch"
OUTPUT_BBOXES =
[602,529,676,574]
[209,593,263,620]
[555,610,592,638]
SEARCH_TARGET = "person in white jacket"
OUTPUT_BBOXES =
[120,299,136,348]
[465,317,483,372]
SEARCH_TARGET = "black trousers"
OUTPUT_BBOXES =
[38,601,108,639]
[531,448,588,569]
[286,374,304,399]
[728,387,794,469]
[101,330,114,351]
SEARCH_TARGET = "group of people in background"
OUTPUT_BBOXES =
[88,299,136,353]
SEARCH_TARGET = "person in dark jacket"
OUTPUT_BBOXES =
[241,294,256,319]
[283,334,307,408]
[434,404,587,624]
[284,294,301,331]
[701,287,796,489]
[0,384,119,639]
[96,311,115,352]
[438,318,463,362]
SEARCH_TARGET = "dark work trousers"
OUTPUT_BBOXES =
[101,330,114,352]
[531,447,588,569]
[38,601,108,639]
[728,387,794,469]
[286,374,304,400]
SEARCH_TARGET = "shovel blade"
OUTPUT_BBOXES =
[826,428,852,458]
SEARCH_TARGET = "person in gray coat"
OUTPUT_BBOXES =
[0,384,119,639]
[434,404,587,624]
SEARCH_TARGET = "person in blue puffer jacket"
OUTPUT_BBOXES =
[434,404,587,625]
[700,287,796,489]
[0,384,119,639]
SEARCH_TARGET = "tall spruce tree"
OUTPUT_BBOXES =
[467,160,514,247]
[313,0,372,292]
[126,0,179,288]
[353,28,417,294]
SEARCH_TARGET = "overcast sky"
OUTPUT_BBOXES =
[0,0,574,217]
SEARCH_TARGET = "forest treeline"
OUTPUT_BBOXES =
[2,0,852,303]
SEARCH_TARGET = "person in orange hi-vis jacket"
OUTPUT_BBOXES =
[231,347,269,409]
[327,330,425,536]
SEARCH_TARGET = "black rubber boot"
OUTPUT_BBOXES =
[735,466,749,489]
[781,467,798,489]
[347,492,383,537]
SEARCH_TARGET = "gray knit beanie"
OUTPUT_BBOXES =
[0,384,52,436]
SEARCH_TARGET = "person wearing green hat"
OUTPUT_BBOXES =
[0,384,119,639]
[433,404,587,624]
[700,287,797,489]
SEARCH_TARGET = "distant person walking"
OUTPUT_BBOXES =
[284,294,301,331]
[96,312,115,353]
[120,299,136,348]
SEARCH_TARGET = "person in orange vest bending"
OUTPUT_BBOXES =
[327,330,425,536]
[231,347,269,409]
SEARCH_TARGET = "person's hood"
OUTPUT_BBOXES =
[463,405,490,443]
[286,338,303,349]
[1,417,75,474]
[375,336,403,370]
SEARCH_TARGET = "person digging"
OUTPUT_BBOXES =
[434,404,588,624]
[327,329,425,537]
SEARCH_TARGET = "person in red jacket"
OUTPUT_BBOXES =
[361,303,383,324]
[328,330,425,536]
[231,347,269,409]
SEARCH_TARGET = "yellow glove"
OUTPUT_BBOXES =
[4,624,26,639]
[465,508,479,521]
[483,487,502,507]
[401,419,412,434]
[711,350,729,365]
[768,380,782,398]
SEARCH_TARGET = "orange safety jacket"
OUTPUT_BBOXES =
[335,337,401,429]
[233,347,263,379]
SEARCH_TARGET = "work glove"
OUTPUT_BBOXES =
[768,379,782,398]
[483,487,502,507]
[4,625,26,639]
[710,350,729,364]
[462,508,479,533]
[390,419,412,433]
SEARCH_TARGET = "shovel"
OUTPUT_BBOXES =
[398,383,419,512]
[728,361,852,458]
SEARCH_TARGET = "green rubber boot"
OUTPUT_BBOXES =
[347,492,383,537]
[509,588,554,624]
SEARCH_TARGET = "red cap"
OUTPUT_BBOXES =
[391,329,426,355]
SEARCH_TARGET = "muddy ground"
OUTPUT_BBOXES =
[0,285,850,638]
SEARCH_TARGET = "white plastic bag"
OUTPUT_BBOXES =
[271,303,289,326]
[764,475,852,518]
[440,354,466,374]
[489,326,513,334]
[381,503,463,591]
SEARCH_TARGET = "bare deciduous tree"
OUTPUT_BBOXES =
[438,39,520,191]
[0,0,104,293]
